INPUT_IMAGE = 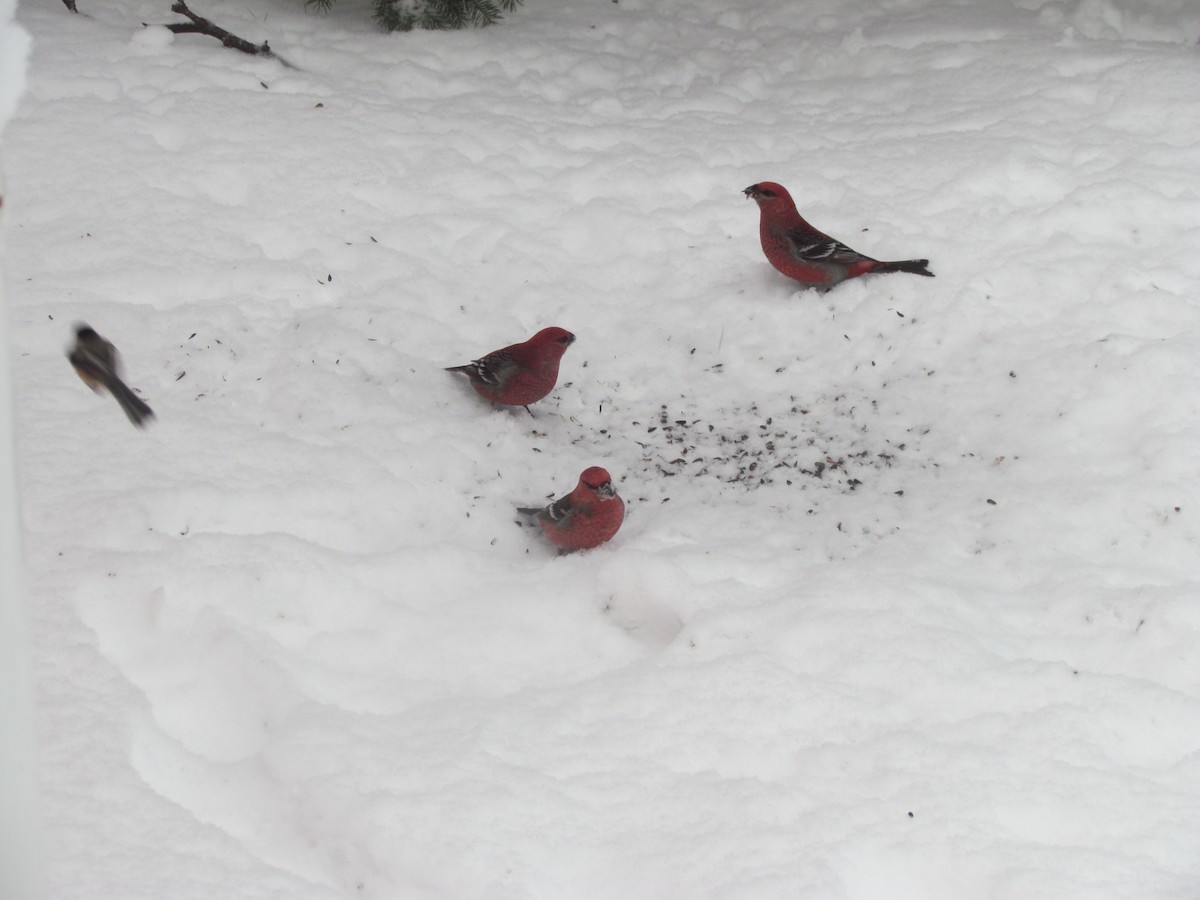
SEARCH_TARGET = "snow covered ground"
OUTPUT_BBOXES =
[4,0,1199,896]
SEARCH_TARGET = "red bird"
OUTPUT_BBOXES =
[68,323,155,428]
[446,326,575,414]
[744,182,933,290]
[518,466,625,552]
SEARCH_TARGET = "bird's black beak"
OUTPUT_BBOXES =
[596,480,616,499]
[743,185,759,199]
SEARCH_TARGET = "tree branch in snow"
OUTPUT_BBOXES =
[161,2,296,68]
[61,0,78,13]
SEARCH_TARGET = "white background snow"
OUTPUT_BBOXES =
[3,0,1199,896]
[0,0,36,896]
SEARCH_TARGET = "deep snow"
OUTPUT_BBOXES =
[3,0,1199,897]
[0,0,36,897]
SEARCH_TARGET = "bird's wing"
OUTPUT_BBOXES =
[471,351,518,388]
[517,495,576,525]
[70,346,126,392]
[785,228,877,266]
[541,495,577,526]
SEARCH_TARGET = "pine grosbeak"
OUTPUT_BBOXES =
[68,324,155,428]
[744,182,933,289]
[446,326,575,414]
[518,466,625,552]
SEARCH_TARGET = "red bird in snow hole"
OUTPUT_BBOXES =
[517,466,625,552]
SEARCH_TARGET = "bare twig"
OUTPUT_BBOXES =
[160,1,296,68]
[61,0,79,12]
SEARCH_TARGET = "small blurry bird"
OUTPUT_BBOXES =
[67,324,155,428]
[446,326,575,415]
[517,466,625,552]
[744,181,933,290]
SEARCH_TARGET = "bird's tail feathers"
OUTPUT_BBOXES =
[106,375,155,427]
[515,506,543,516]
[876,259,934,277]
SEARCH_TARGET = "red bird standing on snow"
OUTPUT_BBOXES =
[517,466,625,552]
[446,326,575,414]
[744,182,933,290]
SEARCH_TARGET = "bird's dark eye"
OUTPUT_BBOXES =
[760,189,776,197]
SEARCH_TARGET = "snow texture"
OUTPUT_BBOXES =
[1,2,36,898]
[5,0,1200,897]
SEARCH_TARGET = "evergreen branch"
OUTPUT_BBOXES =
[369,0,524,32]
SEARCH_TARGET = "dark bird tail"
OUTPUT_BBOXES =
[876,259,934,277]
[444,365,471,374]
[105,375,155,428]
[515,506,543,516]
